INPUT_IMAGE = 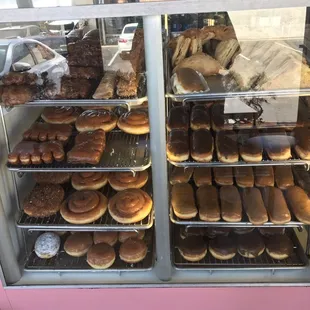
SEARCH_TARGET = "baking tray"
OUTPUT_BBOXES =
[173,228,308,270]
[7,131,151,172]
[24,229,154,272]
[17,183,154,231]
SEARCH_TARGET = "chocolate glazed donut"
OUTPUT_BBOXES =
[108,171,148,191]
[108,188,152,224]
[60,190,108,224]
[117,110,150,135]
[41,107,81,124]
[71,172,108,190]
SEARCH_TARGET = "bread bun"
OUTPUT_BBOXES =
[108,171,148,191]
[167,106,189,132]
[117,110,149,135]
[266,235,293,260]
[237,231,265,258]
[119,238,148,263]
[35,232,60,259]
[71,172,108,190]
[172,68,206,94]
[87,243,116,269]
[166,129,189,162]
[41,106,80,124]
[118,230,145,243]
[209,235,236,260]
[178,236,207,262]
[93,231,118,246]
[64,232,93,257]
[170,167,194,185]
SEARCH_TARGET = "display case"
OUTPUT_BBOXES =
[0,0,310,288]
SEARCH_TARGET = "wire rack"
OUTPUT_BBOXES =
[17,183,154,231]
[7,131,151,172]
[24,230,154,272]
[173,229,308,270]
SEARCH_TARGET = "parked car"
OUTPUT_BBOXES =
[0,25,41,39]
[0,38,68,83]
[118,23,138,52]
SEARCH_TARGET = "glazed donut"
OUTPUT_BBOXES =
[75,109,117,132]
[35,232,60,259]
[64,232,93,257]
[108,189,152,224]
[108,171,148,191]
[93,231,118,246]
[60,190,108,224]
[87,243,116,269]
[119,238,148,263]
[23,184,65,218]
[117,110,149,135]
[71,172,108,190]
[41,106,81,124]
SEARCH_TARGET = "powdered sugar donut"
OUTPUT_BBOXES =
[34,232,60,259]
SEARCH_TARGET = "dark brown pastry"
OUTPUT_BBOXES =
[242,187,268,225]
[216,130,239,163]
[172,68,206,94]
[41,107,81,124]
[2,72,37,85]
[234,166,254,187]
[262,129,291,160]
[206,227,231,238]
[258,227,285,237]
[254,166,274,187]
[178,236,207,262]
[238,129,263,162]
[211,103,233,132]
[180,227,205,239]
[196,185,220,222]
[170,167,194,185]
[68,66,102,79]
[117,110,149,135]
[33,172,71,184]
[8,140,65,165]
[274,166,294,189]
[220,186,242,222]
[167,106,189,132]
[286,186,310,224]
[67,130,106,165]
[266,234,293,260]
[190,129,213,162]
[68,55,103,67]
[171,183,197,219]
[67,40,102,56]
[166,130,189,162]
[262,187,291,224]
[233,227,254,235]
[75,109,117,132]
[209,235,237,260]
[213,167,233,186]
[23,123,73,143]
[116,75,140,98]
[57,77,92,99]
[23,184,65,217]
[193,167,212,187]
[2,85,34,105]
[92,72,116,99]
[237,231,265,258]
[190,104,210,130]
[293,127,310,160]
[108,171,148,191]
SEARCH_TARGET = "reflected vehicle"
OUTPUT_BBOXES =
[0,38,68,81]
[118,23,138,52]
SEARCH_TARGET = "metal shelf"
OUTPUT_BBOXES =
[173,229,308,270]
[17,183,154,231]
[24,230,154,272]
[7,131,151,172]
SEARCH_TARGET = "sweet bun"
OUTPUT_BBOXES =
[117,110,149,135]
[93,231,118,246]
[206,227,231,239]
[33,172,72,184]
[35,232,60,259]
[209,235,236,260]
[41,106,80,124]
[258,227,285,237]
[119,238,148,263]
[266,235,293,260]
[237,231,265,258]
[108,171,148,191]
[87,243,116,269]
[64,232,93,257]
[71,172,108,190]
[178,236,207,262]
[172,68,206,94]
[118,230,145,243]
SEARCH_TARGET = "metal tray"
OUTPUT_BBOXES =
[173,228,308,270]
[17,183,154,231]
[7,131,151,172]
[24,229,154,272]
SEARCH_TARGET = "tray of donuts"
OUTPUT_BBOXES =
[169,165,310,227]
[24,229,154,271]
[17,171,154,230]
[7,106,151,171]
[166,104,310,166]
[173,226,308,270]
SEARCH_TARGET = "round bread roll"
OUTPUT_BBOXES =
[71,172,108,190]
[87,243,116,269]
[108,171,148,191]
[118,230,145,243]
[178,236,207,262]
[41,106,80,124]
[35,232,60,259]
[23,184,65,218]
[108,189,152,224]
[75,109,117,132]
[237,231,265,258]
[33,172,72,184]
[117,110,149,135]
[60,190,108,224]
[266,234,293,260]
[119,238,148,263]
[93,231,118,246]
[64,232,93,257]
[209,235,236,260]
